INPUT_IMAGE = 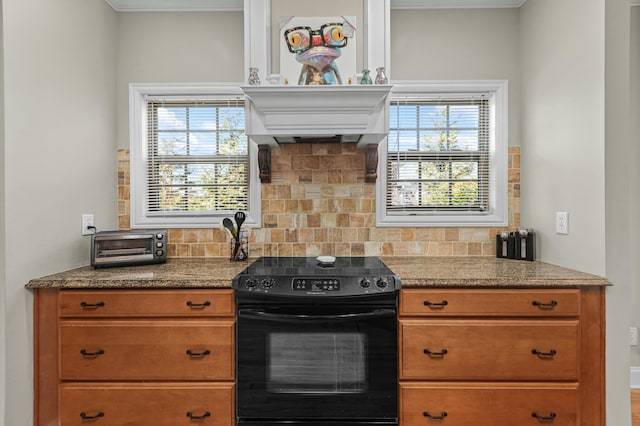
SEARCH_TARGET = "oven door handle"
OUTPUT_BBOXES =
[238,308,396,322]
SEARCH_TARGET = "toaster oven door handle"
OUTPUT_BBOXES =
[238,308,396,322]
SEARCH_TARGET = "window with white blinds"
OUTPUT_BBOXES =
[376,82,508,227]
[387,97,490,211]
[146,99,248,214]
[129,84,260,228]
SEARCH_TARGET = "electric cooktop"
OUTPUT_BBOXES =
[232,256,401,297]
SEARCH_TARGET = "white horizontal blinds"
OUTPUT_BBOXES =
[387,96,490,212]
[147,99,248,215]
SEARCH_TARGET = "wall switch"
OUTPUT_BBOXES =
[555,212,569,234]
[81,214,95,236]
[631,327,638,346]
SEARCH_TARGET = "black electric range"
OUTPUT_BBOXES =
[232,256,400,426]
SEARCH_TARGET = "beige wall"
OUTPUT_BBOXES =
[116,12,245,149]
[631,5,640,368]
[0,1,5,421]
[520,1,633,425]
[2,1,118,424]
[390,8,521,147]
[604,0,633,423]
[519,0,606,274]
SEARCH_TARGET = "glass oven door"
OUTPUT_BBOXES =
[236,306,398,423]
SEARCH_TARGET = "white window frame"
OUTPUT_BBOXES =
[376,80,508,227]
[129,83,261,229]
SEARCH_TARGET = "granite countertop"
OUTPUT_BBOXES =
[25,256,609,289]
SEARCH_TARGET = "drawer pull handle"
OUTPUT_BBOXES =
[423,411,447,420]
[186,349,211,357]
[186,301,211,308]
[80,411,104,420]
[80,349,105,357]
[424,300,448,308]
[532,412,557,421]
[532,300,558,308]
[531,349,557,357]
[186,411,211,420]
[80,301,105,309]
[423,348,448,357]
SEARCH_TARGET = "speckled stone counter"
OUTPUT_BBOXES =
[25,256,609,289]
[383,256,609,287]
[25,258,248,289]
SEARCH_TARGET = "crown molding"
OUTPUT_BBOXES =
[104,0,526,12]
[392,0,526,9]
[104,0,243,12]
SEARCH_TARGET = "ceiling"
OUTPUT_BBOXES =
[104,0,527,12]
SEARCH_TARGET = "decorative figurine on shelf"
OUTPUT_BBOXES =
[283,22,349,85]
[248,67,261,85]
[360,69,372,84]
[375,67,388,84]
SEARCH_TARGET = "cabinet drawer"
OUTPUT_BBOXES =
[59,289,234,317]
[60,382,233,426]
[400,383,578,426]
[400,320,578,380]
[400,289,580,317]
[60,320,234,380]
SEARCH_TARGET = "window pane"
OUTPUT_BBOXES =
[157,132,187,155]
[455,130,480,151]
[449,105,479,128]
[419,130,448,151]
[188,107,216,130]
[451,162,478,180]
[418,105,447,128]
[218,132,248,155]
[157,107,187,130]
[388,98,489,212]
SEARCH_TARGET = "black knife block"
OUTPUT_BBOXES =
[515,230,536,261]
[496,232,515,259]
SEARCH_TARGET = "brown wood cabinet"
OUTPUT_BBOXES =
[34,288,235,426]
[398,287,605,426]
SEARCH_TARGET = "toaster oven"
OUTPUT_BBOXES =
[91,230,167,268]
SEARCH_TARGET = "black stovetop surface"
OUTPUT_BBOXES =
[235,256,394,277]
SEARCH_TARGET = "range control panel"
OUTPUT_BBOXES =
[236,275,397,296]
[293,277,342,292]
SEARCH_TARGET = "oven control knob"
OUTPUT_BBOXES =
[245,278,257,288]
[359,278,371,288]
[376,277,389,288]
[261,278,275,289]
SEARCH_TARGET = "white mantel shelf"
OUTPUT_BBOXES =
[241,84,392,148]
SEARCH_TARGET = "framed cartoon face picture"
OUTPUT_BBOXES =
[280,16,356,85]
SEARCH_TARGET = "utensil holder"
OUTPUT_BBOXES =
[230,231,249,262]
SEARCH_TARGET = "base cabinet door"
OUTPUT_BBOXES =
[400,383,578,426]
[400,320,578,380]
[60,383,234,426]
[60,320,234,380]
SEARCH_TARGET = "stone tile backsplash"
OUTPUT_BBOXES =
[118,145,520,258]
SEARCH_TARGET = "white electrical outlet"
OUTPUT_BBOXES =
[556,212,569,234]
[631,327,638,346]
[81,214,95,236]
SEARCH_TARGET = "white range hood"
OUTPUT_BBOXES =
[242,84,392,149]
